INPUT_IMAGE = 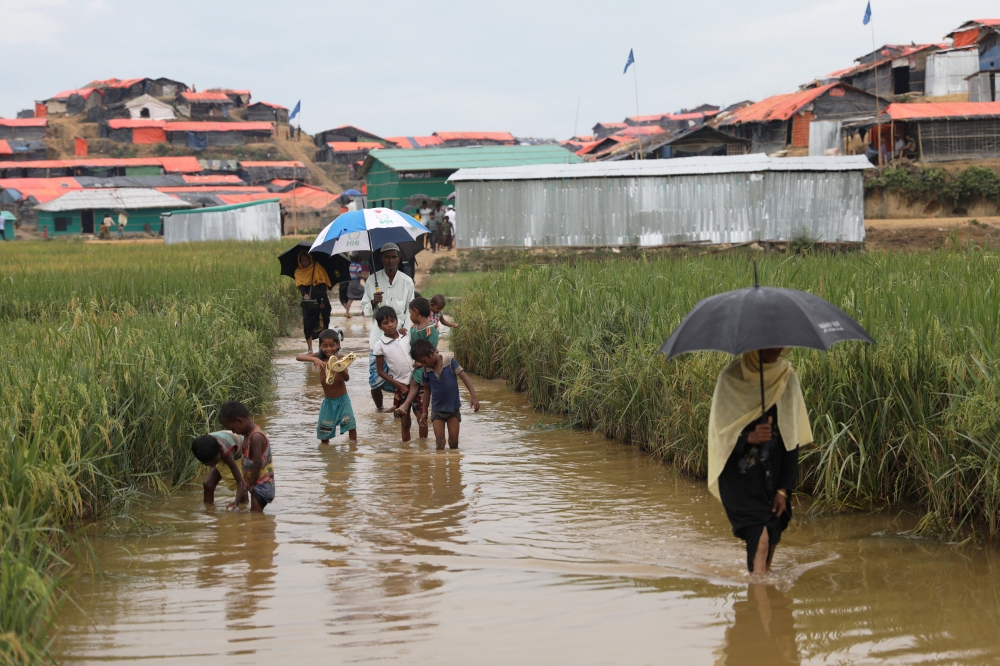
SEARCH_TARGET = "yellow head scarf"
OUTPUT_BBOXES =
[294,252,332,288]
[706,350,813,500]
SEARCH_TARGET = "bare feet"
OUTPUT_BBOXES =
[321,439,329,445]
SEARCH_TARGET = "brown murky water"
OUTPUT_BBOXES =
[55,319,1000,664]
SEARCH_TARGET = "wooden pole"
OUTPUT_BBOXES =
[632,59,643,159]
[870,14,883,168]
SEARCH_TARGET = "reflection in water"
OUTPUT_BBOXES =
[718,585,799,666]
[52,321,1000,664]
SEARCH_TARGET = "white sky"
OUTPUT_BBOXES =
[0,0,996,139]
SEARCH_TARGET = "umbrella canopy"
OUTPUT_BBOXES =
[309,208,429,261]
[446,191,456,201]
[660,267,873,416]
[278,241,350,285]
[406,193,438,206]
[342,189,362,197]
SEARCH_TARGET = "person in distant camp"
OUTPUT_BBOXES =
[296,329,357,444]
[708,348,812,575]
[344,252,369,318]
[117,211,128,240]
[425,211,439,252]
[100,213,114,240]
[295,251,333,352]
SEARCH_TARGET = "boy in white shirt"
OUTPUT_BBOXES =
[372,305,418,441]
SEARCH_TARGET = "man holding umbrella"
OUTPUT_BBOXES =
[361,243,414,411]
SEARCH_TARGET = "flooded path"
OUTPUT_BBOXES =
[56,318,1000,664]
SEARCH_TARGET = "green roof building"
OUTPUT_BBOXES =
[361,145,582,210]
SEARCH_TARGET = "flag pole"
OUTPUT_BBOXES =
[869,7,883,168]
[632,59,643,159]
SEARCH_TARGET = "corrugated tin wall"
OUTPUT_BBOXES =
[163,201,281,244]
[926,50,980,96]
[456,170,864,247]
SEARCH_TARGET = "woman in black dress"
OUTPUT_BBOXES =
[294,252,332,352]
[707,348,813,574]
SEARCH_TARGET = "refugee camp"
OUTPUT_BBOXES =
[3,2,1000,664]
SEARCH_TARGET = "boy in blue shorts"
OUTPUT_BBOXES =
[400,338,480,450]
[296,329,357,443]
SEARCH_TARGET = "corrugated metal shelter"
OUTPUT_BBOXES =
[162,199,280,244]
[0,139,46,162]
[839,44,943,96]
[45,88,103,116]
[0,118,48,140]
[721,84,885,154]
[925,48,980,96]
[149,78,188,97]
[601,125,749,161]
[102,119,168,144]
[362,145,583,210]
[165,122,273,149]
[176,92,234,119]
[881,102,1000,161]
[90,78,150,105]
[449,154,871,248]
[315,141,382,164]
[35,188,192,235]
[968,70,999,102]
[313,126,387,147]
[238,160,308,183]
[246,102,289,124]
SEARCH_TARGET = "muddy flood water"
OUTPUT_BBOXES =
[55,318,1000,664]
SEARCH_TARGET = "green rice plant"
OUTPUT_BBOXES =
[453,250,1000,541]
[0,241,297,662]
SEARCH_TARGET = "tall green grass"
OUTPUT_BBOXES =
[453,251,1000,540]
[0,241,295,662]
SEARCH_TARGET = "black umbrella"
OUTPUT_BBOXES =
[278,241,350,285]
[659,263,874,417]
[406,193,438,206]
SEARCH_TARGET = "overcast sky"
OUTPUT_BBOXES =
[1,0,995,139]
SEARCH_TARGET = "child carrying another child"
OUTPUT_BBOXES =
[296,329,358,443]
[372,306,421,441]
[191,401,275,512]
[393,297,436,439]
[401,339,480,450]
[429,294,457,330]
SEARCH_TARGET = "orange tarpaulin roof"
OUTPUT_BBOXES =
[433,131,515,142]
[179,91,231,102]
[722,84,839,125]
[0,156,202,173]
[883,101,1000,121]
[0,118,48,127]
[165,122,272,133]
[0,141,11,156]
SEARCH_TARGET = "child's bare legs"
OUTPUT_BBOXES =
[432,417,460,449]
[433,419,446,449]
[345,300,353,318]
[400,412,412,442]
[418,416,428,439]
[349,428,357,441]
[250,493,264,513]
[321,439,330,445]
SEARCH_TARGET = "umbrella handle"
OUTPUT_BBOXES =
[759,349,766,420]
[367,230,379,289]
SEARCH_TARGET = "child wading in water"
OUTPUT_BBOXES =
[429,294,457,330]
[296,329,357,443]
[191,429,249,509]
[220,401,275,512]
[401,338,480,449]
[393,297,435,438]
[372,306,422,441]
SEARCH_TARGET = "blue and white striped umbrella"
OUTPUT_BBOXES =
[309,208,430,258]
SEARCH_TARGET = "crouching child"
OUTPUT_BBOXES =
[401,338,479,449]
[216,401,275,512]
[191,430,248,510]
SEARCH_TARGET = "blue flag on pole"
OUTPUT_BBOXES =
[623,49,635,74]
[862,1,871,25]
[290,100,301,120]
